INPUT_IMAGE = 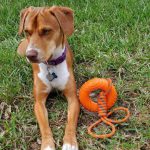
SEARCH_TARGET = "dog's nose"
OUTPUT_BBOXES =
[26,50,38,61]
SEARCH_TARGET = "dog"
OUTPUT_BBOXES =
[17,6,80,150]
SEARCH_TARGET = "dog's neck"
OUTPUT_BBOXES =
[46,46,66,66]
[52,45,65,59]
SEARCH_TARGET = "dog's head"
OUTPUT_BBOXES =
[17,6,74,63]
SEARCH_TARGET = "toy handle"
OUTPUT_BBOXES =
[88,117,116,138]
[105,107,130,123]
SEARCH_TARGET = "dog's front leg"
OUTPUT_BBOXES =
[62,73,80,150]
[34,78,55,150]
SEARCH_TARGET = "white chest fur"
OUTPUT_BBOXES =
[38,61,70,92]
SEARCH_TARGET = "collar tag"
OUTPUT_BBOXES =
[47,72,57,81]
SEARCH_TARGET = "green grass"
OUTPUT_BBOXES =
[0,0,150,149]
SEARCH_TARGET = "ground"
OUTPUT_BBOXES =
[0,0,150,150]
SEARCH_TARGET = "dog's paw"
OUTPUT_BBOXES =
[41,137,55,150]
[43,146,55,150]
[62,143,78,150]
[62,135,78,150]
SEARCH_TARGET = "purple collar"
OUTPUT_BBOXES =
[45,47,67,66]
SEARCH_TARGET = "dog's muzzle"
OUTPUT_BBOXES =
[26,50,38,62]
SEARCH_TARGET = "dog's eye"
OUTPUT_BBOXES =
[41,28,51,35]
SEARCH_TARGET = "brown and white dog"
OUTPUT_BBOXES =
[17,6,80,150]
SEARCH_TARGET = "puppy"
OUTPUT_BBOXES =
[17,6,80,150]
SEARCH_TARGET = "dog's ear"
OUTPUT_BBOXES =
[50,6,74,36]
[18,7,32,35]
[17,39,28,56]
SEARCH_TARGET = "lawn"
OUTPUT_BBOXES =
[0,0,150,150]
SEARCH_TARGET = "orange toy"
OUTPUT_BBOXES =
[79,78,130,138]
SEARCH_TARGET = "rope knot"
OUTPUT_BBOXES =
[98,93,107,117]
[97,79,112,117]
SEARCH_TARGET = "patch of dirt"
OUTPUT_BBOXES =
[0,102,11,120]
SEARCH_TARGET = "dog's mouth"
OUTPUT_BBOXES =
[26,57,40,63]
[30,59,40,63]
[26,48,54,64]
[28,54,53,64]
